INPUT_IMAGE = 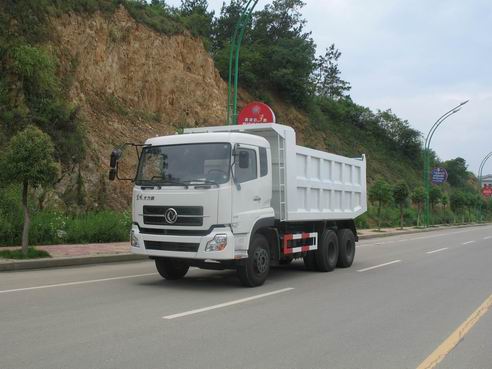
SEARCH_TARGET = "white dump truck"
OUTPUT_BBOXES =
[109,123,367,286]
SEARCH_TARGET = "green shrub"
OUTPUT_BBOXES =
[0,210,131,246]
[65,211,131,243]
[0,247,51,259]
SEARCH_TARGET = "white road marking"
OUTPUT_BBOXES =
[357,227,489,248]
[162,287,294,319]
[484,236,492,240]
[356,260,401,272]
[462,241,476,245]
[426,247,449,254]
[0,273,157,294]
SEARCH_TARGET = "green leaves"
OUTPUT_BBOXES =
[0,125,58,188]
[9,44,58,97]
[369,178,393,206]
[393,181,410,206]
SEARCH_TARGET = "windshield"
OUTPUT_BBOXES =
[136,143,231,186]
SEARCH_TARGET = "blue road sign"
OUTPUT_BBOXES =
[431,167,448,184]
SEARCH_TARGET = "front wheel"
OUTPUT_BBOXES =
[237,234,270,287]
[155,258,189,280]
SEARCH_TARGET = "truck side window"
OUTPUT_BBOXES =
[235,148,257,183]
[259,147,268,177]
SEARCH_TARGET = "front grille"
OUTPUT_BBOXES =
[143,206,203,226]
[144,241,199,252]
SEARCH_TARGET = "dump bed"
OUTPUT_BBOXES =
[184,123,367,222]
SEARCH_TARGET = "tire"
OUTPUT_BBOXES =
[237,234,270,287]
[303,252,317,270]
[337,229,356,268]
[155,258,189,280]
[315,230,339,272]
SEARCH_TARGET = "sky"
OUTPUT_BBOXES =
[166,0,492,175]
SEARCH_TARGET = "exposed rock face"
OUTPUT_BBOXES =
[50,6,229,209]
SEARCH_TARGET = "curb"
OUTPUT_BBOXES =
[358,223,489,240]
[0,253,147,272]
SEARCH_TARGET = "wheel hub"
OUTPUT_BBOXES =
[254,248,268,274]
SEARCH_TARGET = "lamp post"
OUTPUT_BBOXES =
[423,100,469,227]
[478,151,492,222]
[226,0,259,125]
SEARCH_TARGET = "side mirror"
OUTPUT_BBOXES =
[109,149,122,181]
[238,151,249,169]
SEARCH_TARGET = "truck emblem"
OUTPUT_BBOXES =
[164,208,178,224]
[136,194,155,201]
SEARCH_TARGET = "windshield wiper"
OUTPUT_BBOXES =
[148,176,189,188]
[184,179,219,188]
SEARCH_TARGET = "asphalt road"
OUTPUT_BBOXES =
[1,225,491,369]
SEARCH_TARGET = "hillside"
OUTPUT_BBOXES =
[0,1,430,213]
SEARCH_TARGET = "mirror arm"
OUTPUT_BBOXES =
[109,142,148,182]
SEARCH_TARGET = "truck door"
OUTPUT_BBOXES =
[232,145,262,234]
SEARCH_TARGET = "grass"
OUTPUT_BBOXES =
[0,247,51,259]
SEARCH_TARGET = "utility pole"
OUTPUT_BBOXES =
[226,0,259,125]
[423,100,469,227]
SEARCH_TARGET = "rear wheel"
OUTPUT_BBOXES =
[155,258,189,280]
[315,230,339,272]
[237,234,270,287]
[337,229,356,268]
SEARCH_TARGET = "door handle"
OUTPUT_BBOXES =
[253,196,261,202]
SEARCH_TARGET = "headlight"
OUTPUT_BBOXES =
[205,234,227,252]
[130,230,140,248]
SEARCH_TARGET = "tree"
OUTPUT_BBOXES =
[443,157,468,188]
[0,126,58,255]
[312,44,351,100]
[393,181,409,229]
[450,191,465,223]
[368,179,392,231]
[429,186,442,211]
[376,109,422,161]
[211,0,317,105]
[441,194,448,211]
[411,186,425,227]
[179,0,214,42]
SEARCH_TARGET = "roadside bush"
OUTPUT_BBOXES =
[64,211,131,243]
[0,210,131,246]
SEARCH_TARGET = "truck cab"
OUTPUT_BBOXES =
[130,132,273,262]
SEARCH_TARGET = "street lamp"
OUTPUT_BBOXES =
[478,151,492,221]
[226,0,259,125]
[423,100,469,227]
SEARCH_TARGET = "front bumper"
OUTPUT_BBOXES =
[130,224,248,260]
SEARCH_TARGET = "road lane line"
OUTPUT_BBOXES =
[162,287,294,319]
[484,236,492,240]
[462,241,475,245]
[426,247,448,255]
[416,293,492,369]
[0,273,157,294]
[357,227,487,248]
[356,260,401,272]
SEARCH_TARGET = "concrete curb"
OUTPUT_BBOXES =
[358,223,489,240]
[0,253,146,272]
